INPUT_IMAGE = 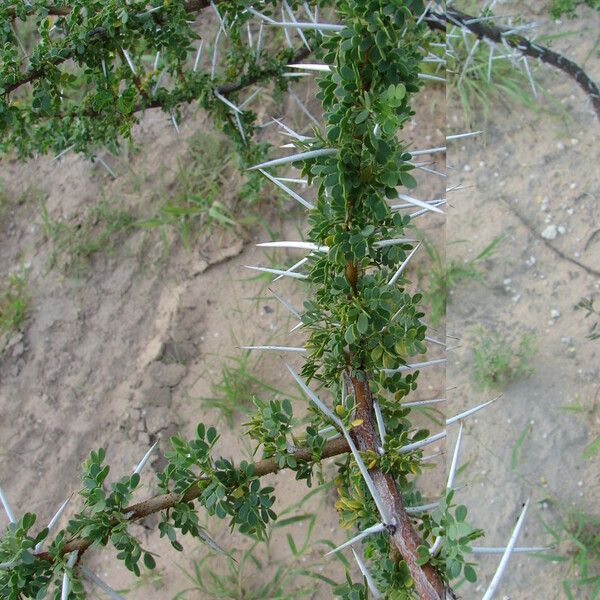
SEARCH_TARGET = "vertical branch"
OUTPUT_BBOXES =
[351,377,445,599]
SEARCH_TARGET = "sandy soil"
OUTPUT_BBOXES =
[447,3,600,598]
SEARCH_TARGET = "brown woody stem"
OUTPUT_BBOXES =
[350,375,446,599]
[33,436,350,563]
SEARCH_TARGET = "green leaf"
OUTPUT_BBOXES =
[455,505,467,522]
[357,313,369,335]
[400,171,417,189]
[355,109,369,124]
[143,553,156,570]
[464,564,477,583]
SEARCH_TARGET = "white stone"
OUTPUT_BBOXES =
[541,224,558,240]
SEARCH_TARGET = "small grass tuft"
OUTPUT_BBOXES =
[40,199,135,275]
[419,235,503,327]
[577,296,600,341]
[174,485,345,600]
[471,326,536,390]
[200,350,293,428]
[540,507,600,600]
[0,268,30,350]
[136,131,240,248]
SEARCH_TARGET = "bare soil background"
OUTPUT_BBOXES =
[447,2,600,598]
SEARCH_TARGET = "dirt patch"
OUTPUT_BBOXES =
[447,3,600,598]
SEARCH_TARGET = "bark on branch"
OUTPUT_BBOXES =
[441,8,600,120]
[351,375,446,600]
[33,436,351,563]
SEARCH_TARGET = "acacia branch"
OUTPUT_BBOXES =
[3,0,213,95]
[351,375,446,600]
[443,8,600,120]
[33,436,351,563]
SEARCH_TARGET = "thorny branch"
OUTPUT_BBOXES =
[351,375,446,599]
[440,8,600,120]
[33,436,351,563]
[5,2,600,125]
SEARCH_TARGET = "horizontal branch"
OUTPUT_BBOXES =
[4,0,213,95]
[445,8,600,120]
[7,0,211,19]
[33,436,350,563]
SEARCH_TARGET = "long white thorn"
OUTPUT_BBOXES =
[446,422,463,490]
[214,90,242,114]
[387,242,422,286]
[325,523,386,556]
[373,238,415,248]
[274,256,309,281]
[429,535,443,556]
[382,357,446,375]
[521,56,538,98]
[61,551,78,600]
[239,88,261,109]
[272,117,311,141]
[287,63,331,72]
[79,566,125,600]
[122,48,136,74]
[248,148,336,171]
[482,499,531,600]
[289,91,320,127]
[283,1,311,50]
[398,431,446,454]
[400,397,446,408]
[211,27,223,80]
[351,549,383,599]
[133,441,158,475]
[257,241,326,252]
[269,288,301,319]
[245,266,307,279]
[411,146,446,157]
[285,365,391,524]
[470,546,549,555]
[410,200,448,218]
[391,199,446,210]
[52,145,74,162]
[446,395,500,425]
[446,130,483,141]
[35,496,72,552]
[240,345,306,353]
[405,501,440,514]
[210,1,226,32]
[425,335,446,347]
[258,169,315,209]
[418,72,445,82]
[0,487,16,523]
[193,40,204,72]
[373,400,387,449]
[282,6,293,47]
[397,194,445,214]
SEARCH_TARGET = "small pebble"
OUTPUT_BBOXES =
[558,225,566,235]
[551,309,560,318]
[541,224,558,240]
